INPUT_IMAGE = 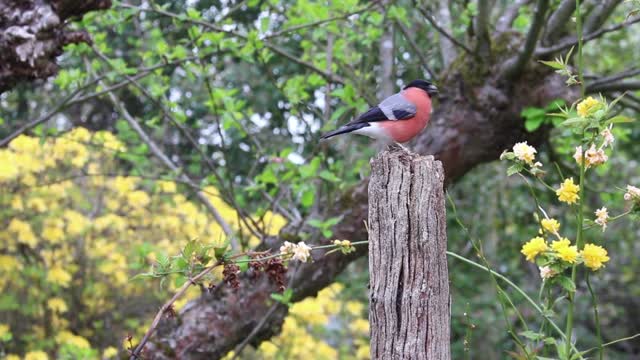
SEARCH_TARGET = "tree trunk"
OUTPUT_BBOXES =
[0,0,111,93]
[368,149,450,360]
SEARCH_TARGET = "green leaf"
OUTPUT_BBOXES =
[236,255,250,272]
[521,107,546,119]
[214,241,230,260]
[519,330,544,341]
[507,163,523,176]
[525,116,545,132]
[319,170,340,182]
[301,188,315,208]
[307,219,324,228]
[559,117,587,127]
[539,60,565,70]
[607,115,634,124]
[556,275,576,293]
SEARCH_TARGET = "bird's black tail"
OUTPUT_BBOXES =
[320,123,369,139]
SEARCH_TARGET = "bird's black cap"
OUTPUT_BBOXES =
[404,79,438,97]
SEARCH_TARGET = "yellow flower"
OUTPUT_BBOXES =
[512,142,537,165]
[56,330,91,348]
[577,96,601,117]
[551,238,571,251]
[47,297,68,313]
[556,245,578,263]
[5,355,20,360]
[0,323,10,338]
[0,255,22,272]
[0,153,19,182]
[9,134,40,153]
[541,218,560,234]
[521,237,548,262]
[582,244,610,271]
[556,178,580,204]
[103,347,119,358]
[47,266,72,287]
[25,351,49,360]
[157,180,177,193]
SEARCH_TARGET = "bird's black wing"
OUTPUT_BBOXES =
[348,93,416,125]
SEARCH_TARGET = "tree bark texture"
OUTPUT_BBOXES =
[0,0,111,93]
[368,150,450,360]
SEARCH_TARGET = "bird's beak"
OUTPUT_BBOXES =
[427,84,439,96]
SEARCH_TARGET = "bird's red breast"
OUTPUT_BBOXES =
[378,87,432,143]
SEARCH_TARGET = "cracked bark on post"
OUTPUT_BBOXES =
[368,150,450,360]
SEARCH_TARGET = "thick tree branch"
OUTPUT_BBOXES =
[496,0,532,33]
[475,0,492,58]
[0,0,112,93]
[587,80,640,93]
[379,0,395,98]
[437,0,457,66]
[544,0,576,42]
[536,16,640,56]
[584,0,624,34]
[418,7,474,56]
[586,68,640,90]
[501,0,550,80]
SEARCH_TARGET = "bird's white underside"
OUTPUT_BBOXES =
[352,123,393,142]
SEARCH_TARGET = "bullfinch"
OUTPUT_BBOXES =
[321,79,438,144]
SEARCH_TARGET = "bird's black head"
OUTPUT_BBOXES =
[404,79,438,97]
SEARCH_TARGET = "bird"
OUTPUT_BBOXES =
[321,79,438,146]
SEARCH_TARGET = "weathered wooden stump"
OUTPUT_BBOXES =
[368,149,450,360]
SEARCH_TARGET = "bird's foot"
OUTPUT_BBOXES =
[388,142,411,153]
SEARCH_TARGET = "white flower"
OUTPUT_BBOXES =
[573,146,583,165]
[291,242,312,262]
[624,185,640,201]
[575,144,608,168]
[513,142,537,165]
[585,144,608,167]
[279,241,296,256]
[594,207,609,232]
[539,266,557,280]
[601,126,615,148]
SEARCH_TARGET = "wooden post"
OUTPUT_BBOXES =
[368,149,450,360]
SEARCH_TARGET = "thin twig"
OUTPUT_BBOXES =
[536,16,640,56]
[417,7,474,55]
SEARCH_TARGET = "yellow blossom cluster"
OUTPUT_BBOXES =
[0,129,286,357]
[556,178,580,204]
[251,283,370,359]
[576,96,602,117]
[521,235,609,271]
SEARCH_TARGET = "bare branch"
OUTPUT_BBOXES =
[587,68,640,90]
[437,0,457,66]
[475,0,492,58]
[584,0,624,34]
[587,80,640,93]
[496,0,532,33]
[418,7,474,56]
[501,0,550,80]
[395,20,437,79]
[544,0,576,41]
[536,16,640,56]
[379,0,395,98]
